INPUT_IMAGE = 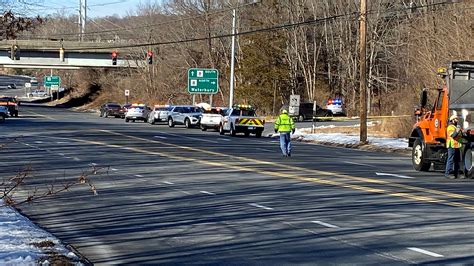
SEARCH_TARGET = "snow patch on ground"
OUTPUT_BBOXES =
[0,204,80,264]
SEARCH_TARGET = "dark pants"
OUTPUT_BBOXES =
[445,148,461,177]
[279,132,291,156]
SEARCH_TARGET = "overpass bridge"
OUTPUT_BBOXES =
[0,40,146,69]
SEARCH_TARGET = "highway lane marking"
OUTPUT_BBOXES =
[153,136,168,139]
[54,134,474,211]
[407,247,444,258]
[200,191,216,195]
[58,153,65,156]
[111,168,118,171]
[249,203,273,211]
[376,172,414,179]
[134,174,144,178]
[35,141,43,144]
[257,148,273,152]
[344,161,375,168]
[163,181,174,185]
[99,130,474,203]
[217,138,231,142]
[311,220,340,228]
[24,110,56,120]
[155,131,218,144]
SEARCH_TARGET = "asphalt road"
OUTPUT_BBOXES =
[2,105,474,264]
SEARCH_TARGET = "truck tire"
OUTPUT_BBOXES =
[219,124,225,135]
[0,114,5,123]
[14,111,18,117]
[201,125,207,131]
[463,145,474,179]
[230,124,236,136]
[412,138,430,171]
[256,129,263,138]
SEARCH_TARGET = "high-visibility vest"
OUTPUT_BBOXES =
[275,113,295,133]
[446,124,462,148]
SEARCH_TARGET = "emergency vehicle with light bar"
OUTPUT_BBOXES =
[410,61,474,178]
[219,105,265,137]
[0,96,19,117]
[326,97,346,116]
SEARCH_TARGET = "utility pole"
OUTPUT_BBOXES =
[78,0,87,42]
[359,0,368,144]
[229,8,236,108]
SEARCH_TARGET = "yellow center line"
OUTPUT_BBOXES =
[100,129,474,201]
[62,132,474,211]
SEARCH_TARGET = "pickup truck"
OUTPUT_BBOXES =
[219,105,265,137]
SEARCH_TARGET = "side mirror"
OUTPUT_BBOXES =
[420,89,428,108]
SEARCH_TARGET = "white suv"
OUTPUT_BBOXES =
[148,105,172,124]
[200,107,227,131]
[167,106,202,128]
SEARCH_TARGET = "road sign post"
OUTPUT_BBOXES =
[188,68,219,94]
[125,90,130,104]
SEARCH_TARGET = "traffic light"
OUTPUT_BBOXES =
[112,51,118,65]
[146,51,153,65]
[9,45,20,60]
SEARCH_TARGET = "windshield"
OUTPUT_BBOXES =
[241,109,256,116]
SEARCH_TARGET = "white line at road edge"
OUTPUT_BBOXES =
[376,172,414,179]
[249,203,274,211]
[311,220,340,228]
[200,191,216,195]
[407,247,444,258]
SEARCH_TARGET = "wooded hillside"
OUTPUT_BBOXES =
[25,0,474,115]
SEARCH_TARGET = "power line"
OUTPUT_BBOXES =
[62,0,464,51]
[27,1,260,38]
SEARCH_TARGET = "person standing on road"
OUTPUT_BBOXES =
[445,114,463,179]
[274,109,296,157]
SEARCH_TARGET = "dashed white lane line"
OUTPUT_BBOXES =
[217,138,231,142]
[134,174,144,178]
[89,163,97,166]
[200,191,216,195]
[73,157,81,161]
[163,181,174,185]
[154,136,168,139]
[249,203,274,211]
[407,247,444,258]
[111,168,118,171]
[344,161,374,168]
[35,141,43,144]
[376,172,414,179]
[58,153,65,156]
[257,148,273,152]
[311,220,340,228]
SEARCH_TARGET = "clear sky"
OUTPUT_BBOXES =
[29,0,153,18]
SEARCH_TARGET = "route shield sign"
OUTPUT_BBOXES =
[188,68,219,94]
[44,76,61,88]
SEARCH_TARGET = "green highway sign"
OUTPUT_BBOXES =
[188,68,219,94]
[44,76,61,88]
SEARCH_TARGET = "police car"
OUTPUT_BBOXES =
[326,98,346,116]
[125,104,150,122]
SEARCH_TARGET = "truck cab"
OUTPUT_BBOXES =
[410,61,474,177]
[219,105,265,137]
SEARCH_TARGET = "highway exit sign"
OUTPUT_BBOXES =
[188,68,219,94]
[44,76,61,88]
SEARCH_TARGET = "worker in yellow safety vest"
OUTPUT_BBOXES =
[445,114,463,179]
[274,109,296,157]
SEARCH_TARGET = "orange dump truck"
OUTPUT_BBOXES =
[410,61,474,177]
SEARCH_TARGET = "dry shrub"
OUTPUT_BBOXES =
[372,116,415,138]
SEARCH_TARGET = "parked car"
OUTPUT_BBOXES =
[0,106,7,123]
[0,96,19,117]
[200,107,227,131]
[29,90,48,97]
[125,104,150,122]
[293,102,333,122]
[147,105,172,124]
[167,106,202,128]
[100,102,125,118]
